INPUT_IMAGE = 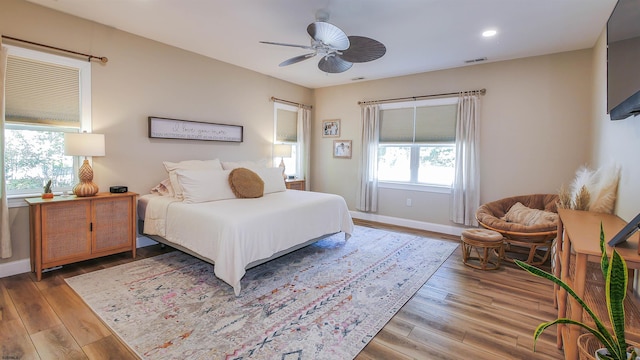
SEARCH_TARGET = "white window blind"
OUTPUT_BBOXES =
[275,108,297,142]
[5,55,80,128]
[380,104,456,143]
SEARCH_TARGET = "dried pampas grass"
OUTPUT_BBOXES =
[573,185,591,211]
[588,164,621,214]
[557,184,572,209]
[559,164,620,214]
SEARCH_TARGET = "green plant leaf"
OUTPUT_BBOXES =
[532,318,611,352]
[606,250,628,358]
[601,223,610,278]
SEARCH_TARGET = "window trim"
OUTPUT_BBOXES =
[5,45,92,206]
[377,97,458,191]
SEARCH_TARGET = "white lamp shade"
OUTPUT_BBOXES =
[273,144,292,158]
[64,132,105,157]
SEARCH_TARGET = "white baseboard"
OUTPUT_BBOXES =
[350,211,467,237]
[0,237,159,279]
[0,258,31,278]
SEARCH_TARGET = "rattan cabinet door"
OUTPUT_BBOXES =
[91,196,133,254]
[41,201,92,265]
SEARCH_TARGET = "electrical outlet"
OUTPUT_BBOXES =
[406,198,412,206]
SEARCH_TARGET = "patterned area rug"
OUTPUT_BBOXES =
[66,225,458,360]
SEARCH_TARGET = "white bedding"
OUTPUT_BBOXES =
[141,190,354,295]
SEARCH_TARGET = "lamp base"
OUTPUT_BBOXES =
[279,158,286,180]
[73,159,99,197]
[73,181,99,197]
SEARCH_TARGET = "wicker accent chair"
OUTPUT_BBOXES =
[475,194,559,265]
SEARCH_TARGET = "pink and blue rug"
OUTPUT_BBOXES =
[66,225,458,359]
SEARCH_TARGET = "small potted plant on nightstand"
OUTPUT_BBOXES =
[515,224,639,360]
[42,180,54,199]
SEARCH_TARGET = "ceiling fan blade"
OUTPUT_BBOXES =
[259,41,314,50]
[318,55,353,73]
[307,22,350,50]
[340,36,386,63]
[279,53,316,67]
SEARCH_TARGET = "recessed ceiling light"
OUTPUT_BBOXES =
[482,29,497,37]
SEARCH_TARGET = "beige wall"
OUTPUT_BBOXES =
[313,50,594,227]
[0,0,312,267]
[591,30,640,221]
[2,0,625,273]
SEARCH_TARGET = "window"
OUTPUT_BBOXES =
[377,98,457,188]
[273,102,299,177]
[4,45,91,197]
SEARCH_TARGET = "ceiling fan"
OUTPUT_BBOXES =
[260,16,386,74]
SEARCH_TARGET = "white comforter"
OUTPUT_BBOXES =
[141,190,354,295]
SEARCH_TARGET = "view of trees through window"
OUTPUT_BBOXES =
[378,145,455,186]
[4,128,75,192]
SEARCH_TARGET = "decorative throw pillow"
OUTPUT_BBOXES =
[150,178,175,197]
[175,169,235,203]
[503,202,558,227]
[228,168,264,198]
[163,159,223,199]
[254,167,287,194]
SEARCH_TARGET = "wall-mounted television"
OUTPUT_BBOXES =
[607,0,640,120]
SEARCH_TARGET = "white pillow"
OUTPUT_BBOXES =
[255,167,287,194]
[175,169,235,203]
[163,159,223,199]
[221,159,268,171]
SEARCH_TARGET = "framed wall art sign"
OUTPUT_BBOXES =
[333,140,352,159]
[322,119,340,138]
[148,116,243,142]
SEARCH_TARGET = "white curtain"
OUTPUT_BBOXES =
[0,43,12,258]
[356,104,379,212]
[297,107,311,190]
[450,91,481,226]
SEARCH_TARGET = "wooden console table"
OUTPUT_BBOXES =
[556,209,640,360]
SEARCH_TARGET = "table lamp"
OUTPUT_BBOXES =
[64,132,105,197]
[273,144,292,179]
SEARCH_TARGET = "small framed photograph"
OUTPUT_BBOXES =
[322,119,340,137]
[333,140,352,159]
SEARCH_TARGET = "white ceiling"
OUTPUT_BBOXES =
[26,0,617,89]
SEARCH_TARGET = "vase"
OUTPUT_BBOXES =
[595,348,640,360]
[579,333,640,360]
[41,193,54,199]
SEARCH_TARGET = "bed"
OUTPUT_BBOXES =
[137,167,354,295]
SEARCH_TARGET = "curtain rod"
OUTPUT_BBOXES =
[1,35,108,63]
[270,96,312,110]
[358,88,486,105]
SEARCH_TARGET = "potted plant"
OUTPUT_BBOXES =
[42,179,54,199]
[515,224,639,360]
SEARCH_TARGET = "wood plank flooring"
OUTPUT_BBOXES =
[0,221,567,359]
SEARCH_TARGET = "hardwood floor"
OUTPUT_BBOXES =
[1,221,565,359]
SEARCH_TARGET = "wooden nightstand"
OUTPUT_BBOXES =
[285,179,305,191]
[25,192,138,281]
